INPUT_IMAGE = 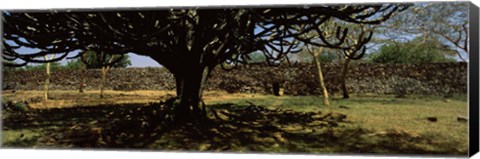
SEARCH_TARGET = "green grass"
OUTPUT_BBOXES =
[205,93,468,154]
[2,91,468,155]
[2,129,44,147]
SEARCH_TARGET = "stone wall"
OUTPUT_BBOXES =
[2,62,467,96]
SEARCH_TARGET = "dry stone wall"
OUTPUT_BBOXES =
[2,62,467,96]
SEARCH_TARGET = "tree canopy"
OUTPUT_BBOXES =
[2,4,409,122]
[71,51,131,69]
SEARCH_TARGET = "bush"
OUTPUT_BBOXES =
[369,37,457,64]
[2,98,30,112]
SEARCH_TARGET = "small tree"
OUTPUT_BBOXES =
[339,24,374,99]
[78,50,131,97]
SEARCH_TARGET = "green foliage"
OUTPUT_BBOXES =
[80,51,132,69]
[64,59,84,69]
[2,53,131,72]
[2,61,21,73]
[317,50,339,63]
[22,62,63,71]
[368,37,457,64]
[246,51,266,63]
[292,48,340,63]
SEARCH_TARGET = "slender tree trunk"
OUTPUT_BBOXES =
[43,62,51,105]
[310,48,330,106]
[100,55,115,98]
[100,66,107,98]
[341,58,351,99]
[79,61,86,93]
[43,55,55,106]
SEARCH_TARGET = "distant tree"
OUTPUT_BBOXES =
[245,51,266,63]
[79,50,131,97]
[64,59,83,70]
[62,51,131,94]
[80,50,131,69]
[22,62,62,71]
[377,2,468,61]
[1,60,21,73]
[291,48,340,63]
[369,37,457,64]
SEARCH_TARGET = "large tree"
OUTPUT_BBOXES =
[2,5,408,122]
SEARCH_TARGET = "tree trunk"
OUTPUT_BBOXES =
[100,55,114,98]
[43,55,55,106]
[100,66,107,98]
[310,48,330,106]
[79,61,86,93]
[172,66,212,123]
[43,61,51,106]
[341,58,351,99]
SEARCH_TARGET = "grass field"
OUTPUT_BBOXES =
[1,90,468,155]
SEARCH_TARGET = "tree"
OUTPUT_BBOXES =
[377,2,468,61]
[339,24,375,99]
[76,50,131,95]
[299,19,373,101]
[369,36,457,64]
[78,50,131,69]
[2,5,408,123]
[299,18,372,106]
[306,46,330,106]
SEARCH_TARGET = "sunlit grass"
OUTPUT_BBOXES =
[205,92,468,153]
[1,90,468,154]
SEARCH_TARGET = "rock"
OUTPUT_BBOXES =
[198,143,211,151]
[272,132,286,143]
[427,117,437,122]
[339,105,350,109]
[324,112,347,122]
[457,116,468,122]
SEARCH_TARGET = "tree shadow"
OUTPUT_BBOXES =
[2,101,466,155]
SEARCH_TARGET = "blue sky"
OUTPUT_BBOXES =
[128,53,161,67]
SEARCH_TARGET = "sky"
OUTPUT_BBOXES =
[128,53,161,67]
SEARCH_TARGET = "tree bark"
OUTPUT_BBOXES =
[43,55,55,106]
[100,55,115,98]
[43,61,51,105]
[79,61,86,93]
[310,48,330,106]
[100,66,107,98]
[172,65,212,123]
[341,58,351,99]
